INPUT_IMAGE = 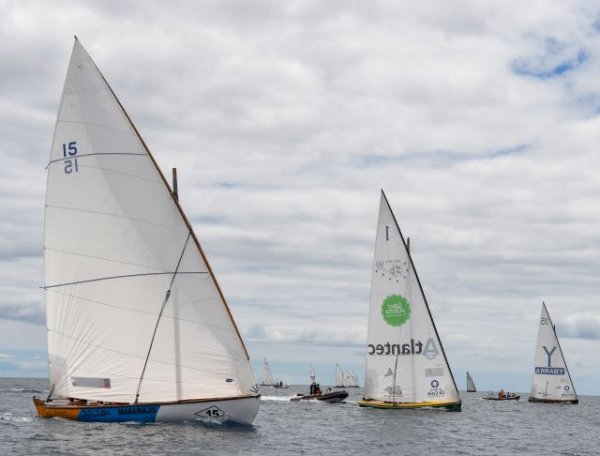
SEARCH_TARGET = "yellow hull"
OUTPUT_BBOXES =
[358,399,461,411]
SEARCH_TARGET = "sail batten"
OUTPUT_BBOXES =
[360,191,460,409]
[43,38,257,404]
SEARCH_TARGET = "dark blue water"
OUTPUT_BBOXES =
[1,378,599,455]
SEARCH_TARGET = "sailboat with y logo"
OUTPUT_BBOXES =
[32,37,259,424]
[358,191,461,411]
[529,302,578,404]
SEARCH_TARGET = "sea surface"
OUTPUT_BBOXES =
[1,377,598,456]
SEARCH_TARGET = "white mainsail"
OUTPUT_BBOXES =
[43,38,257,405]
[309,365,317,384]
[261,358,275,386]
[529,303,578,404]
[360,191,461,410]
[466,372,476,392]
[335,364,345,387]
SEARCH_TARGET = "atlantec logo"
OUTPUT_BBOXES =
[381,295,411,327]
[367,337,439,360]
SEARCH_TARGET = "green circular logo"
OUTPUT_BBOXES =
[381,295,411,327]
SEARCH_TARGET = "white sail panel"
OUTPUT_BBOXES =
[363,192,460,405]
[335,364,345,387]
[44,39,256,403]
[262,358,274,386]
[466,372,476,392]
[348,370,359,387]
[530,303,577,402]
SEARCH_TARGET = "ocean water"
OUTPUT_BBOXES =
[1,378,599,456]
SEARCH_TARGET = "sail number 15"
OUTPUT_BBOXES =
[62,141,79,174]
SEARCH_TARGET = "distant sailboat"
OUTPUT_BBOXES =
[310,365,317,384]
[529,303,578,404]
[358,191,461,411]
[345,370,359,388]
[33,38,259,424]
[466,372,476,393]
[335,364,345,388]
[262,358,276,387]
[261,358,288,388]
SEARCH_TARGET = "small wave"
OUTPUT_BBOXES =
[4,388,44,394]
[260,396,294,402]
[0,413,34,423]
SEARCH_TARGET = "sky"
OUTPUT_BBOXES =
[1,0,600,395]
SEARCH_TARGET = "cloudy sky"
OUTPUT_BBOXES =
[1,0,600,394]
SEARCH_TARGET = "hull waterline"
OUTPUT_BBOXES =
[358,399,461,411]
[528,397,578,404]
[33,395,260,425]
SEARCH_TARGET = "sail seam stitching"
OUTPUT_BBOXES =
[44,271,207,289]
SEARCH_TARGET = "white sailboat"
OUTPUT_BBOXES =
[260,358,288,387]
[335,364,345,387]
[33,38,260,425]
[358,191,461,411]
[310,365,317,384]
[345,370,359,388]
[529,303,578,404]
[466,372,476,392]
[261,358,276,387]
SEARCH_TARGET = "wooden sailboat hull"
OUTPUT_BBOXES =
[528,397,578,404]
[358,399,461,411]
[33,395,260,425]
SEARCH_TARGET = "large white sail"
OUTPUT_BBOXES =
[529,303,578,404]
[44,38,257,405]
[360,191,460,410]
[261,358,275,386]
[335,364,345,387]
[466,372,476,392]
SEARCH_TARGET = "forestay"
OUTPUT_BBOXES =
[363,191,460,405]
[530,303,578,403]
[44,39,256,404]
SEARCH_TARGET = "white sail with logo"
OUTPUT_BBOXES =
[37,38,259,424]
[335,364,345,387]
[466,372,476,392]
[261,358,275,386]
[529,303,578,404]
[358,191,461,410]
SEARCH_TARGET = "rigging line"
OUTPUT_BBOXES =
[43,270,206,289]
[47,152,146,166]
[45,204,188,232]
[135,232,191,404]
[46,288,236,333]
